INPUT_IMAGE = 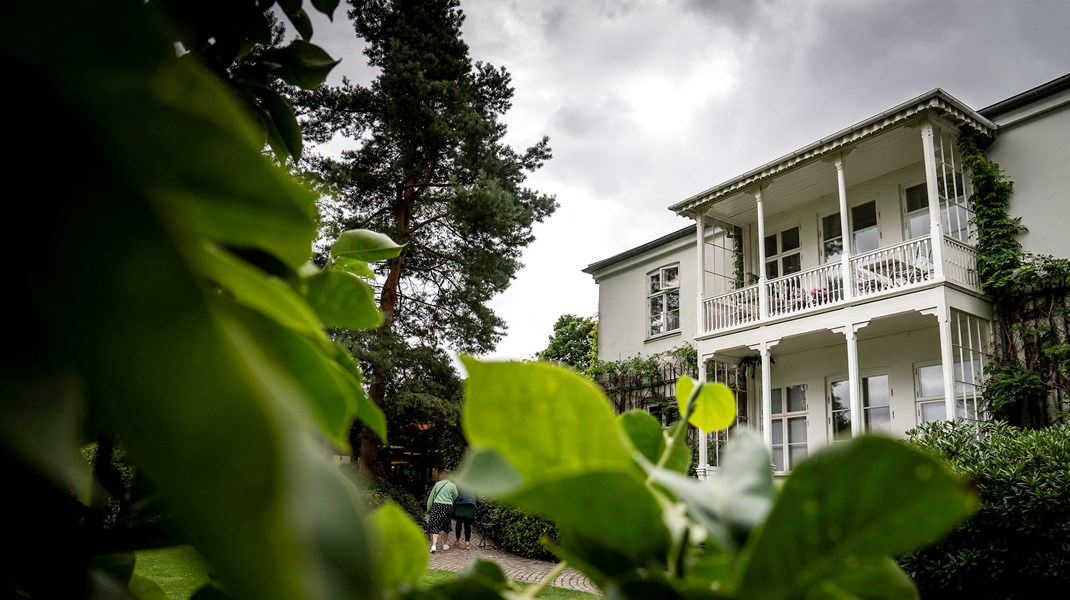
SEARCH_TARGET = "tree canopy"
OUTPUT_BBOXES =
[537,314,598,373]
[297,0,557,476]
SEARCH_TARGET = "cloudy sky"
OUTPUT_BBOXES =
[308,0,1070,362]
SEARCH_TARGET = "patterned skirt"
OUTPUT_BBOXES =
[427,502,454,533]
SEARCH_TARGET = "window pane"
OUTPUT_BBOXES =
[833,411,852,441]
[767,260,779,279]
[866,406,891,432]
[649,273,661,293]
[906,184,928,212]
[787,385,807,412]
[822,214,841,238]
[788,445,808,469]
[854,227,879,254]
[918,364,943,398]
[771,420,783,445]
[830,380,852,441]
[771,388,783,414]
[920,401,946,423]
[823,238,843,263]
[830,380,849,412]
[906,212,930,240]
[781,227,800,251]
[666,309,679,332]
[782,253,802,275]
[650,316,663,336]
[788,416,806,442]
[662,267,679,288]
[650,295,663,316]
[765,234,778,257]
[667,290,679,310]
[864,375,890,408]
[852,202,877,230]
[772,446,785,472]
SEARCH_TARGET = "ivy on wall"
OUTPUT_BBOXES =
[960,136,1070,427]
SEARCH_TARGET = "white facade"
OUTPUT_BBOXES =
[584,74,1070,477]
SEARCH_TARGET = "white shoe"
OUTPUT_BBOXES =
[430,544,436,553]
[442,544,450,550]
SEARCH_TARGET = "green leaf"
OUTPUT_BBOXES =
[189,241,324,338]
[331,230,404,262]
[663,421,693,474]
[507,471,669,561]
[452,447,524,498]
[303,270,382,330]
[311,0,341,19]
[324,342,386,443]
[371,503,428,589]
[716,428,775,543]
[676,377,736,432]
[260,40,341,89]
[741,435,975,599]
[128,573,171,599]
[252,85,302,160]
[816,556,919,599]
[461,358,633,485]
[281,6,314,40]
[334,256,376,278]
[618,410,665,465]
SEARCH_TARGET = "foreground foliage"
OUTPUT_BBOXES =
[900,420,1070,598]
[3,1,976,598]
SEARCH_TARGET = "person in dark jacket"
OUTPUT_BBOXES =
[452,487,478,550]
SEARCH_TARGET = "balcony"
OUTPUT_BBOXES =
[700,235,979,335]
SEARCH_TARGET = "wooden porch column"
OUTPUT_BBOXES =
[696,212,706,337]
[834,322,870,437]
[755,187,769,320]
[834,154,853,299]
[750,340,779,448]
[696,352,709,480]
[920,120,946,279]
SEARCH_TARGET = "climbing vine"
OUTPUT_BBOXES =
[960,136,1070,426]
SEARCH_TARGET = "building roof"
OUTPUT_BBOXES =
[668,88,996,217]
[582,225,695,275]
[979,73,1070,119]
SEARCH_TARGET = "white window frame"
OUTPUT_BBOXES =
[764,225,801,280]
[901,179,930,241]
[850,198,880,254]
[914,361,946,424]
[647,264,680,338]
[770,383,807,473]
[827,371,892,443]
[819,209,843,264]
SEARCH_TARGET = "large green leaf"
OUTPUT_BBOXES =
[303,270,382,329]
[618,411,690,475]
[323,342,386,443]
[333,256,376,279]
[370,503,428,590]
[741,435,975,599]
[461,358,633,485]
[260,40,341,89]
[331,230,405,263]
[715,428,775,544]
[676,377,736,432]
[252,85,303,160]
[188,241,324,338]
[452,447,524,498]
[506,471,670,561]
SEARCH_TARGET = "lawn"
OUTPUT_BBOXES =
[134,546,599,599]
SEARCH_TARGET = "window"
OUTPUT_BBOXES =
[828,374,891,442]
[903,183,930,240]
[951,310,989,420]
[821,213,843,263]
[932,126,976,244]
[915,363,946,423]
[770,384,807,472]
[851,201,879,254]
[705,359,749,468]
[648,265,680,336]
[764,226,801,279]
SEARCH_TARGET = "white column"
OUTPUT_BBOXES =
[835,154,853,299]
[748,340,779,448]
[696,354,709,480]
[921,120,946,279]
[937,302,957,420]
[833,322,869,437]
[696,213,706,336]
[755,187,768,320]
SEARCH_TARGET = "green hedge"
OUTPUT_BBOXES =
[899,420,1070,598]
[355,472,425,524]
[481,500,559,561]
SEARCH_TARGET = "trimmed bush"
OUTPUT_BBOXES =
[899,420,1070,598]
[357,473,424,524]
[481,500,559,561]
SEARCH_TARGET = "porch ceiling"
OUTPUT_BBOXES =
[701,123,924,225]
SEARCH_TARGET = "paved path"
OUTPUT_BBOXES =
[428,535,599,595]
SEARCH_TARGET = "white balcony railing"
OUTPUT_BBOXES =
[700,236,977,334]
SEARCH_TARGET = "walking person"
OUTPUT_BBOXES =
[425,473,457,553]
[453,487,478,550]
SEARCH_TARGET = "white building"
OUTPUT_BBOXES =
[583,74,1070,476]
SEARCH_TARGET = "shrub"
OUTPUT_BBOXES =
[355,473,424,524]
[899,420,1070,598]
[480,499,559,561]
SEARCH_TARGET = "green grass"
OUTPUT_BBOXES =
[134,547,599,599]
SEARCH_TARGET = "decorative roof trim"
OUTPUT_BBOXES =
[669,89,996,216]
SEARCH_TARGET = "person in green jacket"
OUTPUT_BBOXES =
[425,474,457,553]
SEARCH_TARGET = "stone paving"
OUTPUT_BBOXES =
[428,533,600,595]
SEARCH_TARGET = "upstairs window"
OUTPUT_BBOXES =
[764,226,801,279]
[903,183,931,240]
[851,201,879,254]
[648,265,680,336]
